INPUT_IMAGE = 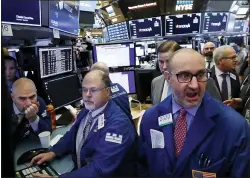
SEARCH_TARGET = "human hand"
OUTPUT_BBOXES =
[25,101,40,122]
[223,98,242,109]
[30,152,56,166]
[32,173,56,178]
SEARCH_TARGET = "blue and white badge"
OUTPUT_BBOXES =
[111,85,119,93]
[158,113,173,127]
[230,73,236,80]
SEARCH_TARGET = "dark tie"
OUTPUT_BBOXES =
[207,61,212,70]
[174,109,187,157]
[77,112,93,168]
[221,73,228,101]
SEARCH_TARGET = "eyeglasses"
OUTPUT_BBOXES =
[221,56,237,60]
[168,71,211,83]
[81,87,107,94]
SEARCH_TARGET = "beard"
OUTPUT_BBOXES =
[205,51,213,58]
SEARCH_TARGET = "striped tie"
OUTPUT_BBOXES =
[174,108,187,157]
[76,112,93,168]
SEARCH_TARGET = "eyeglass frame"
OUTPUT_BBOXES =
[80,86,109,95]
[221,55,237,60]
[165,70,211,83]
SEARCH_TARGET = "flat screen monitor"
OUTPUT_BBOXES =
[233,20,248,33]
[136,46,145,57]
[2,0,41,26]
[49,0,80,35]
[43,74,82,110]
[38,47,73,79]
[129,17,162,39]
[93,42,135,67]
[203,12,229,33]
[109,71,136,94]
[107,21,129,41]
[165,13,201,35]
[180,44,193,49]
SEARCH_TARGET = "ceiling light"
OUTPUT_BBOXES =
[237,7,249,14]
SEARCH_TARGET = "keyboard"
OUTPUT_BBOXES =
[15,164,59,178]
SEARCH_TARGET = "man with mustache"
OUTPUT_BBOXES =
[31,70,137,178]
[202,42,216,70]
[11,78,52,144]
[138,49,250,177]
[210,45,240,101]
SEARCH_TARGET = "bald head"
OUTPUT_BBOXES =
[12,78,36,94]
[91,62,109,75]
[83,70,111,88]
[168,48,205,72]
[203,42,216,56]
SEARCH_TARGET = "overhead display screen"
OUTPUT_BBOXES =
[129,17,162,39]
[49,0,80,35]
[203,12,229,33]
[107,22,129,41]
[233,20,248,33]
[165,13,201,35]
[2,0,41,26]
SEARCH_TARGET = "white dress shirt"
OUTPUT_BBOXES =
[205,57,215,69]
[215,66,232,99]
[161,80,169,102]
[13,103,40,131]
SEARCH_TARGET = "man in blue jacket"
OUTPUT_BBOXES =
[11,78,52,144]
[138,49,250,177]
[91,62,132,120]
[31,70,137,178]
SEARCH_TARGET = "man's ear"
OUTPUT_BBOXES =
[164,71,171,83]
[11,93,15,100]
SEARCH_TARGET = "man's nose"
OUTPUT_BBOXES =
[188,76,199,89]
[25,99,32,106]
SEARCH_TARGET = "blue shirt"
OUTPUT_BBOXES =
[172,97,200,131]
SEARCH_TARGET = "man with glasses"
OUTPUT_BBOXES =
[138,49,250,177]
[31,70,137,178]
[210,45,240,101]
[202,42,216,70]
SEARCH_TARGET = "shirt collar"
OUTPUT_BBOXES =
[215,65,229,76]
[172,96,200,117]
[90,101,109,118]
[13,102,23,115]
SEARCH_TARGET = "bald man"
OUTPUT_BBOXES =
[11,78,52,144]
[202,42,216,70]
[91,62,132,120]
[138,49,250,177]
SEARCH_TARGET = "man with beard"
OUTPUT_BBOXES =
[210,45,240,101]
[138,48,250,177]
[202,42,216,70]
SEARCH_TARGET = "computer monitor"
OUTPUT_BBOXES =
[129,16,162,39]
[165,13,201,35]
[109,71,136,94]
[38,47,73,79]
[43,74,82,110]
[93,42,135,67]
[107,21,129,41]
[136,46,145,57]
[203,12,229,33]
[233,20,248,33]
[180,44,193,49]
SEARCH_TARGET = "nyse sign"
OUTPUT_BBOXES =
[176,4,193,11]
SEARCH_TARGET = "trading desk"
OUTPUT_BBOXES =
[14,124,74,175]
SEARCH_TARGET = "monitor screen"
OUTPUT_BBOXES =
[43,74,82,109]
[180,44,193,49]
[165,13,201,35]
[109,71,136,94]
[129,17,162,39]
[2,0,41,26]
[93,42,135,67]
[49,0,80,35]
[233,20,248,33]
[107,22,129,41]
[136,46,145,57]
[39,47,73,79]
[203,12,229,33]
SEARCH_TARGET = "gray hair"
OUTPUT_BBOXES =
[213,45,234,64]
[91,62,109,75]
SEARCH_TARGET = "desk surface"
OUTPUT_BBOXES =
[14,125,74,175]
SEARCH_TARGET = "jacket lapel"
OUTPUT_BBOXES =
[157,96,176,168]
[174,94,218,174]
